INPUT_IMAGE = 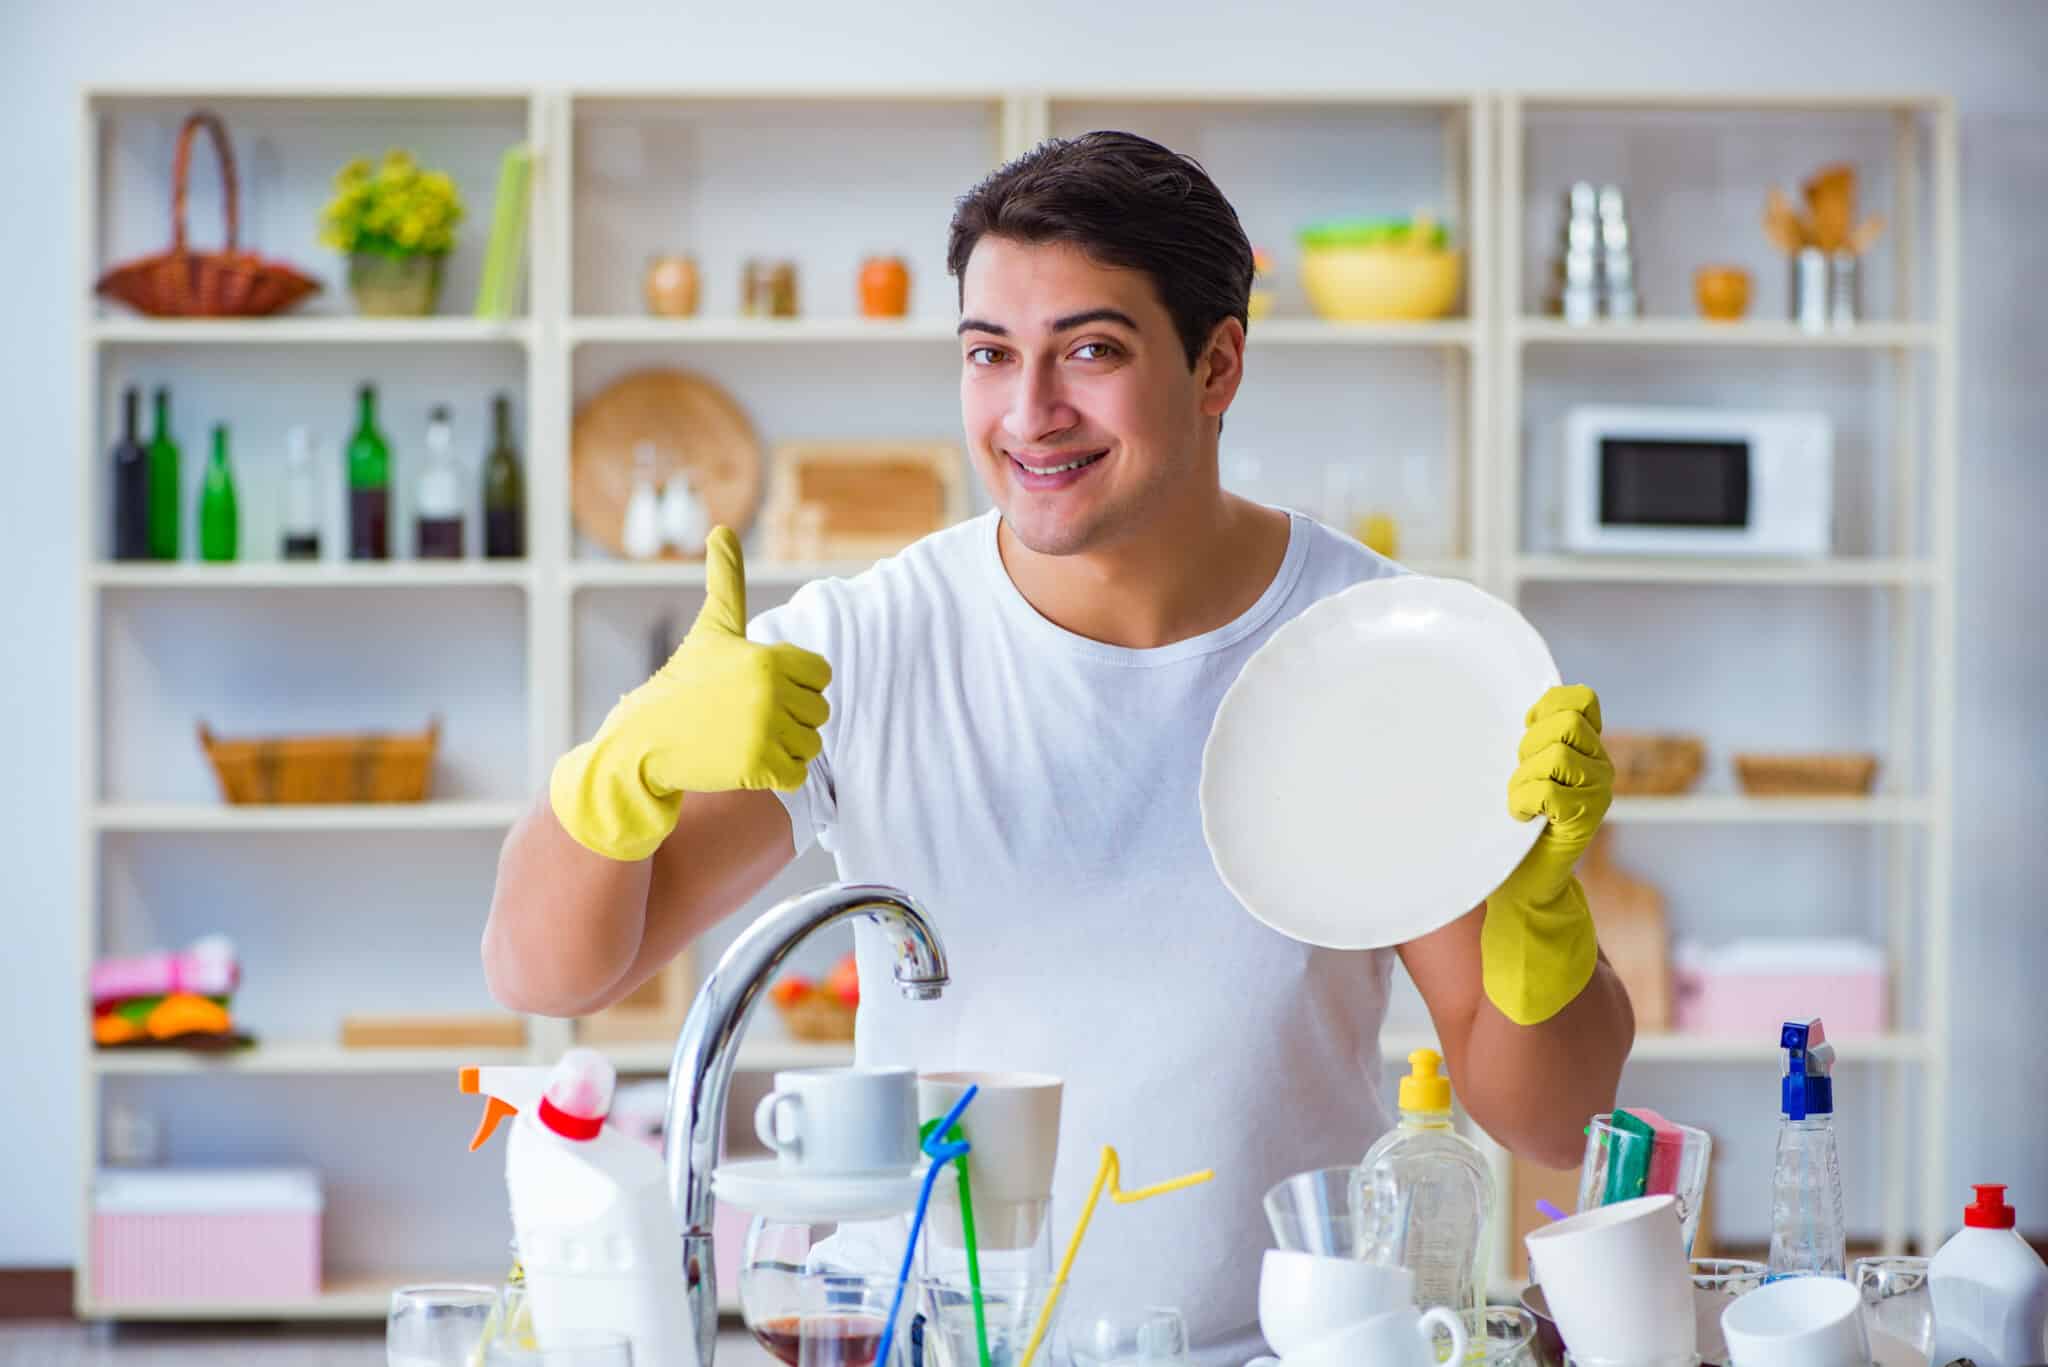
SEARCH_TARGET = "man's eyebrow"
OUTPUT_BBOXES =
[954,308,1141,338]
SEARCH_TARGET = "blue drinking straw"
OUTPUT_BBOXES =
[875,1085,979,1367]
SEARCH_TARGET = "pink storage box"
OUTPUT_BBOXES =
[1673,938,1887,1037]
[93,1168,322,1304]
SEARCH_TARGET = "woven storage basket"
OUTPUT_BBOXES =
[1604,732,1706,796]
[1733,752,1880,797]
[95,110,322,319]
[198,719,439,804]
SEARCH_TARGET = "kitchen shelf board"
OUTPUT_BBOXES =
[91,562,535,591]
[92,802,527,833]
[81,1268,513,1323]
[90,1041,531,1075]
[92,317,535,347]
[1513,319,1937,350]
[1512,557,1933,587]
[1608,796,1929,825]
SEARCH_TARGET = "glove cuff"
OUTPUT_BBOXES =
[1481,876,1599,1026]
[548,734,682,864]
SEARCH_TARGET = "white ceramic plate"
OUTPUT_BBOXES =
[1200,575,1561,950]
[711,1158,926,1223]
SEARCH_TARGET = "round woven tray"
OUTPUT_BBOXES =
[570,369,763,559]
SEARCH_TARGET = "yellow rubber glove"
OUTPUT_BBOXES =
[548,527,832,861]
[1482,684,1614,1025]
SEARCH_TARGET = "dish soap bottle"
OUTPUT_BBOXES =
[1767,1017,1845,1279]
[1361,1048,1495,1312]
[460,1048,692,1367]
[1928,1185,2048,1367]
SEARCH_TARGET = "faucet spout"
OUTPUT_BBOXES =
[660,883,947,1366]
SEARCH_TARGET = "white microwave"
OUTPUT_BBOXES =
[1561,405,1833,557]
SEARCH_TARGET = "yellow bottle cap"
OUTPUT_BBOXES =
[1399,1048,1453,1114]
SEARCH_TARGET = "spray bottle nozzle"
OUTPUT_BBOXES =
[1779,1017,1835,1120]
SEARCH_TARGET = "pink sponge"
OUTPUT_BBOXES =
[1615,1106,1685,1196]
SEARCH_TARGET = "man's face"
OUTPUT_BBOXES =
[958,236,1227,557]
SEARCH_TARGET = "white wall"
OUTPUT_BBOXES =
[3,0,2045,1267]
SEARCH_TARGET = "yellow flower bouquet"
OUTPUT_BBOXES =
[321,150,465,316]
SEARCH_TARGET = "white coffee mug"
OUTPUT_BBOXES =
[1257,1249,1416,1357]
[1247,1304,1467,1367]
[1720,1274,1870,1367]
[754,1066,919,1175]
[1525,1194,1698,1366]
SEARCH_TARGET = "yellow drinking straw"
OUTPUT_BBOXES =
[1016,1146,1215,1367]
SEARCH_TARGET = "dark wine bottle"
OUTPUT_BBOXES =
[111,386,150,560]
[482,392,524,559]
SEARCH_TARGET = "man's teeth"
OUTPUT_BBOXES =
[1019,451,1104,475]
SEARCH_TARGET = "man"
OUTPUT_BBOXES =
[486,131,1631,1361]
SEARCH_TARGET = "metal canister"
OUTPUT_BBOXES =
[1791,247,1830,331]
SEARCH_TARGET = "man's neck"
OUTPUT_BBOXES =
[997,491,1293,650]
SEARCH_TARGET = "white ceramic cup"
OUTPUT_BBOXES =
[753,1066,919,1175]
[917,1071,1063,1248]
[1247,1305,1468,1367]
[1524,1193,1698,1366]
[1720,1275,1871,1367]
[1257,1249,1416,1357]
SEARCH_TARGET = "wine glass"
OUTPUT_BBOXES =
[387,1284,499,1367]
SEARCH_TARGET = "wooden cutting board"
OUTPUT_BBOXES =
[340,1013,527,1049]
[1580,829,1673,1032]
[571,368,764,559]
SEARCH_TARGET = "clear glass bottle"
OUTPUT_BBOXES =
[1767,1018,1846,1279]
[279,426,322,561]
[414,405,464,559]
[1359,1048,1494,1313]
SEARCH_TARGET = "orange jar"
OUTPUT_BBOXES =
[859,256,911,317]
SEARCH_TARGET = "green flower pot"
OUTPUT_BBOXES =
[349,251,444,317]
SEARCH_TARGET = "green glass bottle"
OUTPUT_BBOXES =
[146,387,181,560]
[198,424,238,563]
[482,392,525,558]
[347,382,392,560]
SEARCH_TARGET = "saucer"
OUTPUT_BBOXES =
[711,1157,927,1222]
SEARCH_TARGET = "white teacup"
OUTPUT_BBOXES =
[1525,1194,1697,1367]
[1720,1274,1871,1367]
[918,1071,1062,1248]
[1257,1249,1415,1357]
[1248,1304,1467,1367]
[754,1066,919,1175]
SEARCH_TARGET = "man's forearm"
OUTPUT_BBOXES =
[1461,957,1634,1168]
[482,796,652,1017]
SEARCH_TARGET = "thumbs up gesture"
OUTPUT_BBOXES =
[549,527,833,861]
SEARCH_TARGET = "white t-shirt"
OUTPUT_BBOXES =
[749,509,1405,1363]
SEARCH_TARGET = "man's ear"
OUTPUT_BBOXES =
[1197,316,1248,419]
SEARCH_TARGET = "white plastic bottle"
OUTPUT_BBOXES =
[1361,1048,1495,1313]
[462,1049,693,1365]
[1928,1184,2048,1367]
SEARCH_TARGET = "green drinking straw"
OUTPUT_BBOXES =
[920,1115,991,1367]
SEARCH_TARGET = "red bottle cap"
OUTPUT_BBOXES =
[1965,1183,2017,1229]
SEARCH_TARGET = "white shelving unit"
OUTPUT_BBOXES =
[1496,91,1957,1266]
[74,83,1955,1321]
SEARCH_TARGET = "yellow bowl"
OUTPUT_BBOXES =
[1300,246,1462,321]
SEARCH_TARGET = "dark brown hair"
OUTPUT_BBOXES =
[947,131,1254,371]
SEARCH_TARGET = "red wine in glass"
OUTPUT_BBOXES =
[752,1312,886,1367]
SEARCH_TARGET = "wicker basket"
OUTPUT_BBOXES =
[1604,732,1706,796]
[772,993,856,1042]
[1733,752,1880,797]
[198,718,439,804]
[95,111,322,319]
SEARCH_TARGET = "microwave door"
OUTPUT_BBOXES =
[1594,435,1756,554]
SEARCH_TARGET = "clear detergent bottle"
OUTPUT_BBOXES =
[1361,1048,1495,1312]
[1767,1017,1846,1279]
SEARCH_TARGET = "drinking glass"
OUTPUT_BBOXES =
[1065,1306,1191,1366]
[1853,1255,1934,1359]
[483,1328,633,1365]
[387,1284,499,1367]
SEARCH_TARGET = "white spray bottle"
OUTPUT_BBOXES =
[461,1048,692,1365]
